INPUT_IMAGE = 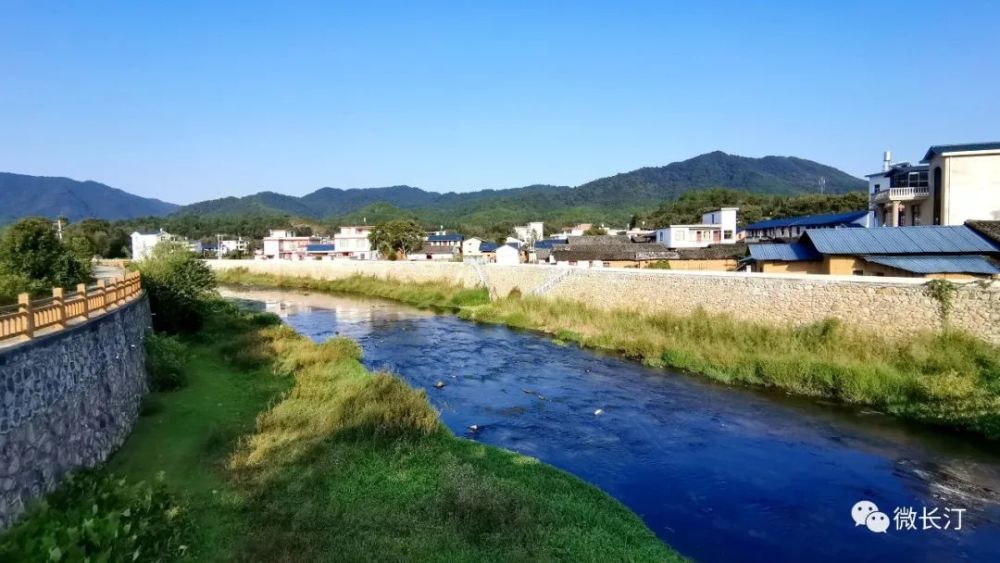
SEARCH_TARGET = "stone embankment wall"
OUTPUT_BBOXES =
[207,260,1000,345]
[0,296,151,529]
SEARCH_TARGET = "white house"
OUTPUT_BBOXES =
[426,232,463,248]
[553,223,592,239]
[655,208,738,249]
[869,143,1000,227]
[130,230,201,261]
[495,244,521,265]
[261,229,319,260]
[219,237,249,256]
[332,225,376,260]
[513,222,544,245]
[461,237,483,256]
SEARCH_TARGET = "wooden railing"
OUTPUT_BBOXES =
[0,271,143,343]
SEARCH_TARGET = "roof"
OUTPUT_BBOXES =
[748,242,821,262]
[673,242,749,260]
[966,221,1000,247]
[306,244,336,252]
[865,162,929,177]
[863,255,1000,275]
[803,226,1000,255]
[745,210,870,231]
[533,239,568,249]
[427,233,463,242]
[922,142,1000,162]
[479,242,498,252]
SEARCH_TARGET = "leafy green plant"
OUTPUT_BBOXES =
[0,471,191,562]
[144,332,189,391]
[647,260,671,270]
[133,242,217,333]
[924,279,958,324]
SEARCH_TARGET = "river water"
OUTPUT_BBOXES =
[222,287,1000,562]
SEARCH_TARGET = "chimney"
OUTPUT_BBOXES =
[882,150,892,172]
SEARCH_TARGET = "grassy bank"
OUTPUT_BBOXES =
[215,268,1000,440]
[4,300,678,561]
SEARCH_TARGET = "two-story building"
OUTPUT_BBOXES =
[260,229,319,260]
[332,225,376,260]
[130,229,202,261]
[654,208,738,249]
[869,143,1000,227]
[513,222,544,245]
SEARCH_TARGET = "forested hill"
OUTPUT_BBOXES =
[0,172,178,224]
[175,151,865,225]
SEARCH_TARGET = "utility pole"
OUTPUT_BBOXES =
[55,219,63,241]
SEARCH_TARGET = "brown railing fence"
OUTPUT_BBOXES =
[0,271,142,342]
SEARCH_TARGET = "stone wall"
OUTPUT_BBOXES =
[207,260,1000,344]
[0,296,151,529]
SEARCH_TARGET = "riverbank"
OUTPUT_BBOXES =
[215,268,1000,440]
[8,302,676,561]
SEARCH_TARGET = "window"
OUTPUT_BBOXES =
[676,230,686,241]
[723,230,733,239]
[911,205,921,226]
[852,270,863,276]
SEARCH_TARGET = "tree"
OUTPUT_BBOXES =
[134,242,216,333]
[583,226,608,236]
[368,220,425,259]
[0,217,92,291]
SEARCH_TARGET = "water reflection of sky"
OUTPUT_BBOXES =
[226,287,1000,563]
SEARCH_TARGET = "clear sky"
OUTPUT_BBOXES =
[2,1,999,204]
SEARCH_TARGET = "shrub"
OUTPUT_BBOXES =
[144,332,189,391]
[0,471,191,562]
[134,242,216,333]
[647,260,671,270]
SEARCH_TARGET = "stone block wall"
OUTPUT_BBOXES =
[0,296,151,529]
[207,260,1000,345]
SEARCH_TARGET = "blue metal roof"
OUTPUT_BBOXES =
[744,210,870,231]
[922,142,1000,162]
[863,255,1000,275]
[533,239,567,249]
[748,242,821,262]
[306,244,336,252]
[803,226,1000,255]
[479,242,498,252]
[427,233,463,242]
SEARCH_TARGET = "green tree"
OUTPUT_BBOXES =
[0,217,92,292]
[368,220,425,259]
[583,226,608,236]
[134,241,216,333]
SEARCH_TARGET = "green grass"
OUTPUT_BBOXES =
[215,268,1000,440]
[101,302,678,561]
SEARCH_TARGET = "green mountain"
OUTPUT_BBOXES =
[175,151,864,225]
[0,172,178,224]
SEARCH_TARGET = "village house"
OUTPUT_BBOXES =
[512,222,544,245]
[332,225,376,260]
[260,229,320,260]
[130,229,202,261]
[426,232,463,248]
[495,243,521,265]
[655,208,738,249]
[461,237,483,255]
[553,223,592,239]
[551,236,676,268]
[746,225,1000,279]
[868,143,1000,227]
[743,210,872,241]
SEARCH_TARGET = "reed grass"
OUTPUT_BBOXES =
[216,267,1000,440]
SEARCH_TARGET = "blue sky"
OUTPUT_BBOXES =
[2,1,999,204]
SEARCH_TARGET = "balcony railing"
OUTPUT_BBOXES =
[0,271,142,343]
[872,186,931,203]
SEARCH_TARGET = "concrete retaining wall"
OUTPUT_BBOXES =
[208,260,1000,345]
[0,296,151,529]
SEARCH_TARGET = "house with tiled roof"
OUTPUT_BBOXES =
[743,210,872,241]
[747,225,1000,279]
[868,143,1000,227]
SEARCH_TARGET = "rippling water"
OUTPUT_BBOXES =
[223,287,1000,563]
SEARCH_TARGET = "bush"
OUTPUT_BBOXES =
[144,332,189,391]
[134,242,216,333]
[0,471,191,562]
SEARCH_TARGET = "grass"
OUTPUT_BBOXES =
[105,302,679,561]
[215,267,1000,440]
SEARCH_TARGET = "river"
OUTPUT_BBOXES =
[222,287,1000,563]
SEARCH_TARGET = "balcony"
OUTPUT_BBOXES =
[872,186,931,203]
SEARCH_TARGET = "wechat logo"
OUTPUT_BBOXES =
[852,500,890,533]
